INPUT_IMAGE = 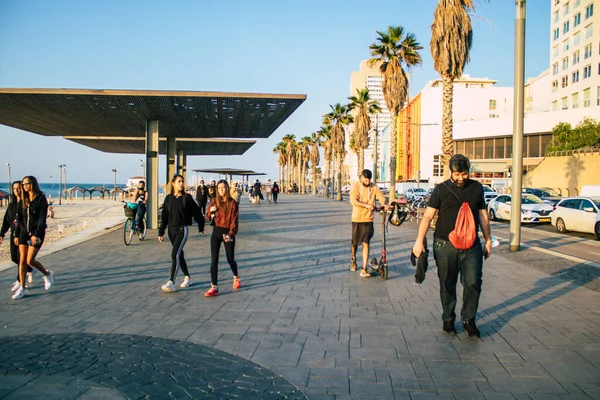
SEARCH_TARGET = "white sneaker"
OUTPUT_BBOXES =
[12,287,27,300]
[161,280,176,292]
[43,270,54,290]
[11,281,21,292]
[27,269,36,284]
[180,276,192,288]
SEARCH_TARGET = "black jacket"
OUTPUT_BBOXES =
[159,193,204,237]
[19,196,48,238]
[196,185,208,204]
[0,201,19,238]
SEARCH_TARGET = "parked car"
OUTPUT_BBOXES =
[483,185,498,204]
[522,187,562,207]
[551,196,600,239]
[426,187,435,201]
[487,193,554,223]
[405,187,428,201]
[341,184,351,194]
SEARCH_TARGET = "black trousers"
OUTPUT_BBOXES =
[210,226,238,286]
[199,200,207,216]
[168,226,189,282]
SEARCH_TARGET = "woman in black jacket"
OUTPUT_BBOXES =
[158,174,204,293]
[13,176,54,300]
[0,181,33,292]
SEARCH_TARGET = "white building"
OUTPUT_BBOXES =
[345,60,392,180]
[550,0,599,110]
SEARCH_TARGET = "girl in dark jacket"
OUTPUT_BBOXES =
[158,174,204,292]
[13,176,54,300]
[0,181,33,292]
[205,179,240,297]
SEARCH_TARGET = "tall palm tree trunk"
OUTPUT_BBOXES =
[441,74,454,179]
[312,165,317,196]
[388,116,397,201]
[336,156,343,201]
[324,160,329,198]
[358,150,365,174]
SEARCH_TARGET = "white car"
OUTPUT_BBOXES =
[487,193,554,223]
[483,185,499,204]
[551,196,600,239]
[405,187,428,201]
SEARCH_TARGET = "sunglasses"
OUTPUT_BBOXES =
[23,182,32,185]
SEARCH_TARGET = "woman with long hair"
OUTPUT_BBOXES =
[1,181,34,292]
[12,176,54,300]
[205,179,240,297]
[158,174,204,292]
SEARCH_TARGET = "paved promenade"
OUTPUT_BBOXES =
[1,194,600,399]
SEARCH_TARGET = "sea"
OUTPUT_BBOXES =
[0,182,137,199]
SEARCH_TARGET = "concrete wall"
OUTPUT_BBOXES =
[523,152,600,196]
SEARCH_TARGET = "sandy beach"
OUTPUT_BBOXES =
[0,199,126,266]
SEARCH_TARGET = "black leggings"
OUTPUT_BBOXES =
[168,226,189,282]
[210,226,238,286]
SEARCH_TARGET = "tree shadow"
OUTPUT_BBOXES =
[565,155,585,196]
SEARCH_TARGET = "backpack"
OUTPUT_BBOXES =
[443,183,476,250]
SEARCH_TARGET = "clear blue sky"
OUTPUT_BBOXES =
[0,0,550,185]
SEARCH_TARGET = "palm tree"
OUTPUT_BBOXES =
[300,136,313,194]
[308,132,321,196]
[431,0,474,178]
[282,134,296,193]
[326,103,353,201]
[273,141,287,188]
[369,26,422,200]
[318,124,333,198]
[348,88,381,173]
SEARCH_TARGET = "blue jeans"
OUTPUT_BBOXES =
[433,238,483,323]
[136,203,146,232]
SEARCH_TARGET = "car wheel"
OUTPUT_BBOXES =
[595,222,600,240]
[488,209,497,221]
[556,217,567,233]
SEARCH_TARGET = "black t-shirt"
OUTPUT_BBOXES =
[428,179,486,241]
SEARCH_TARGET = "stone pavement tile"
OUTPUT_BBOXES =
[487,376,567,394]
[408,390,456,400]
[2,382,89,400]
[539,362,600,383]
[503,362,552,377]
[482,394,518,400]
[349,381,394,398]
[426,361,487,382]
[75,387,128,400]
[0,375,36,392]
[476,362,511,378]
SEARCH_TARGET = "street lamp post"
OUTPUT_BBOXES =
[63,165,68,203]
[140,159,145,180]
[112,168,117,201]
[58,164,64,205]
[5,163,10,189]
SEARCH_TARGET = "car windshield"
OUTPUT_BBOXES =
[593,200,600,209]
[483,186,494,192]
[522,194,544,204]
[413,188,426,193]
[539,188,561,197]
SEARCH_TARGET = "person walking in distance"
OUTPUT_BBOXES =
[133,181,147,235]
[205,179,240,297]
[12,176,54,300]
[412,154,492,339]
[230,182,242,204]
[349,169,388,278]
[1,181,33,293]
[207,180,217,202]
[158,174,205,292]
[272,181,279,204]
[264,179,273,204]
[196,179,209,215]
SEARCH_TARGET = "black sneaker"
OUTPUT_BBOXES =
[462,320,480,339]
[442,321,456,335]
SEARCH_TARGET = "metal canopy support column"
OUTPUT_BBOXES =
[146,120,159,230]
[176,149,186,184]
[166,137,176,184]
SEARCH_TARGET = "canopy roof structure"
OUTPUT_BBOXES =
[0,88,306,140]
[192,168,266,176]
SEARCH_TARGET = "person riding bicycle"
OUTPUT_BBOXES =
[349,169,388,278]
[133,181,147,233]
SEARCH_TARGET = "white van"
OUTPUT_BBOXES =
[580,185,600,197]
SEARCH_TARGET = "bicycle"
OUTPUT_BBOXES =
[123,202,147,246]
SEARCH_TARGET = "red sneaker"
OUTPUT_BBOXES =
[204,286,219,297]
[233,277,241,290]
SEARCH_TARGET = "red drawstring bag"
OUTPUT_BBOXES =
[444,184,476,250]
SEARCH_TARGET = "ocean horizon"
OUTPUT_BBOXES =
[0,182,132,199]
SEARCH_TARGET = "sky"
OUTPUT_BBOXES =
[0,0,550,186]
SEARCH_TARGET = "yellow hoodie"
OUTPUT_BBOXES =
[350,181,387,222]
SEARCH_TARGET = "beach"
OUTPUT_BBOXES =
[0,199,126,266]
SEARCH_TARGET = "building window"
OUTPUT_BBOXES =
[552,100,559,111]
[506,138,513,158]
[573,50,580,64]
[562,75,569,88]
[494,138,505,158]
[574,31,581,45]
[562,57,569,70]
[574,12,581,26]
[564,21,571,33]
[529,135,541,158]
[585,3,594,19]
[554,10,560,23]
[456,141,465,155]
[585,23,593,39]
[485,139,494,159]
[572,92,579,108]
[583,87,591,106]
[573,70,580,83]
[489,99,497,110]
[564,1,570,15]
[597,86,600,106]
[574,0,580,7]
[554,28,560,40]
[541,134,553,156]
[474,139,484,159]
[563,39,570,52]
[552,80,559,92]
[553,45,560,58]
[553,62,559,75]
[584,43,592,58]
[433,155,444,177]
[561,96,568,110]
[465,140,474,159]
[584,64,592,78]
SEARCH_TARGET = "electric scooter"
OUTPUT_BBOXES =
[369,200,408,280]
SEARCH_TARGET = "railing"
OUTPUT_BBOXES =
[546,146,600,157]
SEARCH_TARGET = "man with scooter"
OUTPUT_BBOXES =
[349,169,388,278]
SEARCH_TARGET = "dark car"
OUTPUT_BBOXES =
[483,185,498,204]
[522,187,562,207]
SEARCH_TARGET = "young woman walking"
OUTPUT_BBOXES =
[12,176,54,300]
[158,174,204,292]
[205,179,240,297]
[1,182,34,292]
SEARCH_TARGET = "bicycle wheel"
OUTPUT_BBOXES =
[124,218,134,246]
[139,216,147,241]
